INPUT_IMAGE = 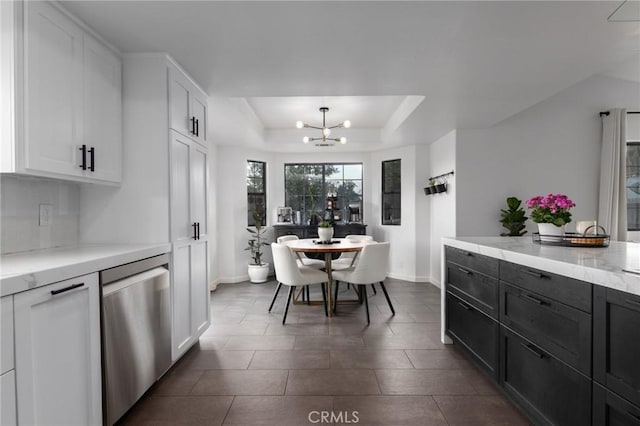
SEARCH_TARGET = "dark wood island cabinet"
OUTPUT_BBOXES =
[443,240,640,426]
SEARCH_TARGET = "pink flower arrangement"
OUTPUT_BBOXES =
[525,194,576,226]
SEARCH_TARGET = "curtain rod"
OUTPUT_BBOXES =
[428,170,454,181]
[600,111,640,116]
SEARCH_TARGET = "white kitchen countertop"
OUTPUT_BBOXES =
[441,237,640,297]
[0,243,172,297]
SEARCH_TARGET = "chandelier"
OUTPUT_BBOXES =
[296,107,351,146]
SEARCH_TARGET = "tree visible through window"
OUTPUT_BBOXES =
[247,160,266,226]
[382,159,401,225]
[627,142,640,231]
[284,163,363,224]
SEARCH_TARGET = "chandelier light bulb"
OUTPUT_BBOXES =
[296,107,350,146]
[340,137,347,144]
[322,127,331,137]
[343,120,351,128]
[296,121,304,129]
[302,136,310,144]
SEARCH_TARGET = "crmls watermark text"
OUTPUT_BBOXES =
[308,410,360,424]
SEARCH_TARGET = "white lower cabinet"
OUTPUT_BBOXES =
[14,273,102,426]
[172,240,210,361]
[1,370,16,426]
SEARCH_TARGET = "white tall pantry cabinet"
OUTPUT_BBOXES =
[80,53,211,360]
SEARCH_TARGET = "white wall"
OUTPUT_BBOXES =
[428,130,456,286]
[456,75,640,237]
[0,176,79,254]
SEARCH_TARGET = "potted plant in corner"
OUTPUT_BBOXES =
[499,196,528,236]
[317,220,334,242]
[245,208,270,283]
[526,193,575,242]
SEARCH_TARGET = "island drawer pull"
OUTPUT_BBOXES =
[458,267,471,275]
[51,283,85,295]
[522,293,545,305]
[523,269,548,279]
[520,342,545,358]
[457,300,472,311]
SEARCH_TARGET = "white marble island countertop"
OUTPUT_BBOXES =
[442,237,640,297]
[0,243,172,297]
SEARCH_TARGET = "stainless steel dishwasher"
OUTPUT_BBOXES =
[100,254,171,425]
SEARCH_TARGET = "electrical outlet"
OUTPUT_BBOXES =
[39,204,52,227]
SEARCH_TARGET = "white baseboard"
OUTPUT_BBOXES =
[387,272,430,283]
[218,275,250,284]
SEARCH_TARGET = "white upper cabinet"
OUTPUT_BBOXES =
[168,63,207,147]
[2,1,122,184]
[82,34,122,183]
[24,0,84,178]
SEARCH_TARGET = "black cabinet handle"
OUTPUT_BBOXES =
[627,411,640,423]
[79,145,87,170]
[457,267,471,275]
[523,269,547,279]
[88,147,95,172]
[51,283,84,295]
[191,117,197,135]
[195,118,199,137]
[457,300,472,311]
[520,342,545,358]
[196,222,200,240]
[522,293,545,305]
[625,299,640,309]
[192,222,198,240]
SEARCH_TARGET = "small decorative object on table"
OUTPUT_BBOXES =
[526,193,575,242]
[317,220,334,242]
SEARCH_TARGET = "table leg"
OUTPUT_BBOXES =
[325,253,333,318]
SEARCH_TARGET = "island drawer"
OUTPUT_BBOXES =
[594,286,640,407]
[593,382,640,426]
[499,260,592,313]
[499,281,591,375]
[445,246,499,278]
[500,326,591,426]
[446,261,499,318]
[446,291,499,380]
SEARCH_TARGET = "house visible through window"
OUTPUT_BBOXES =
[627,142,640,232]
[382,159,401,225]
[247,160,266,226]
[284,163,363,224]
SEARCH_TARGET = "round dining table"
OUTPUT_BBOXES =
[280,238,367,317]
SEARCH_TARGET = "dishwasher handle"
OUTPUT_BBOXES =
[102,267,168,297]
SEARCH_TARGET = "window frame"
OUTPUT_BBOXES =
[284,162,363,223]
[247,160,266,227]
[381,159,401,226]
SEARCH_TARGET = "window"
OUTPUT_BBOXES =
[247,160,266,226]
[284,163,363,223]
[627,142,640,231]
[381,159,401,225]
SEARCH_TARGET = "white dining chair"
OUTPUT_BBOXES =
[331,242,395,323]
[269,243,329,324]
[332,235,378,294]
[276,235,325,269]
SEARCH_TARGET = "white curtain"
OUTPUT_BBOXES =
[598,108,627,241]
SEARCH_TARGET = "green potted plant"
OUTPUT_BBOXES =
[317,220,334,242]
[245,208,270,283]
[499,196,528,236]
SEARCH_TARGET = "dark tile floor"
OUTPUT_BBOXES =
[120,279,531,425]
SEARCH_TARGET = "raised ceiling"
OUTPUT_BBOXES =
[61,1,640,150]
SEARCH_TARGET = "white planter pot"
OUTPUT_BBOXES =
[248,263,269,283]
[537,223,565,242]
[317,227,334,242]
